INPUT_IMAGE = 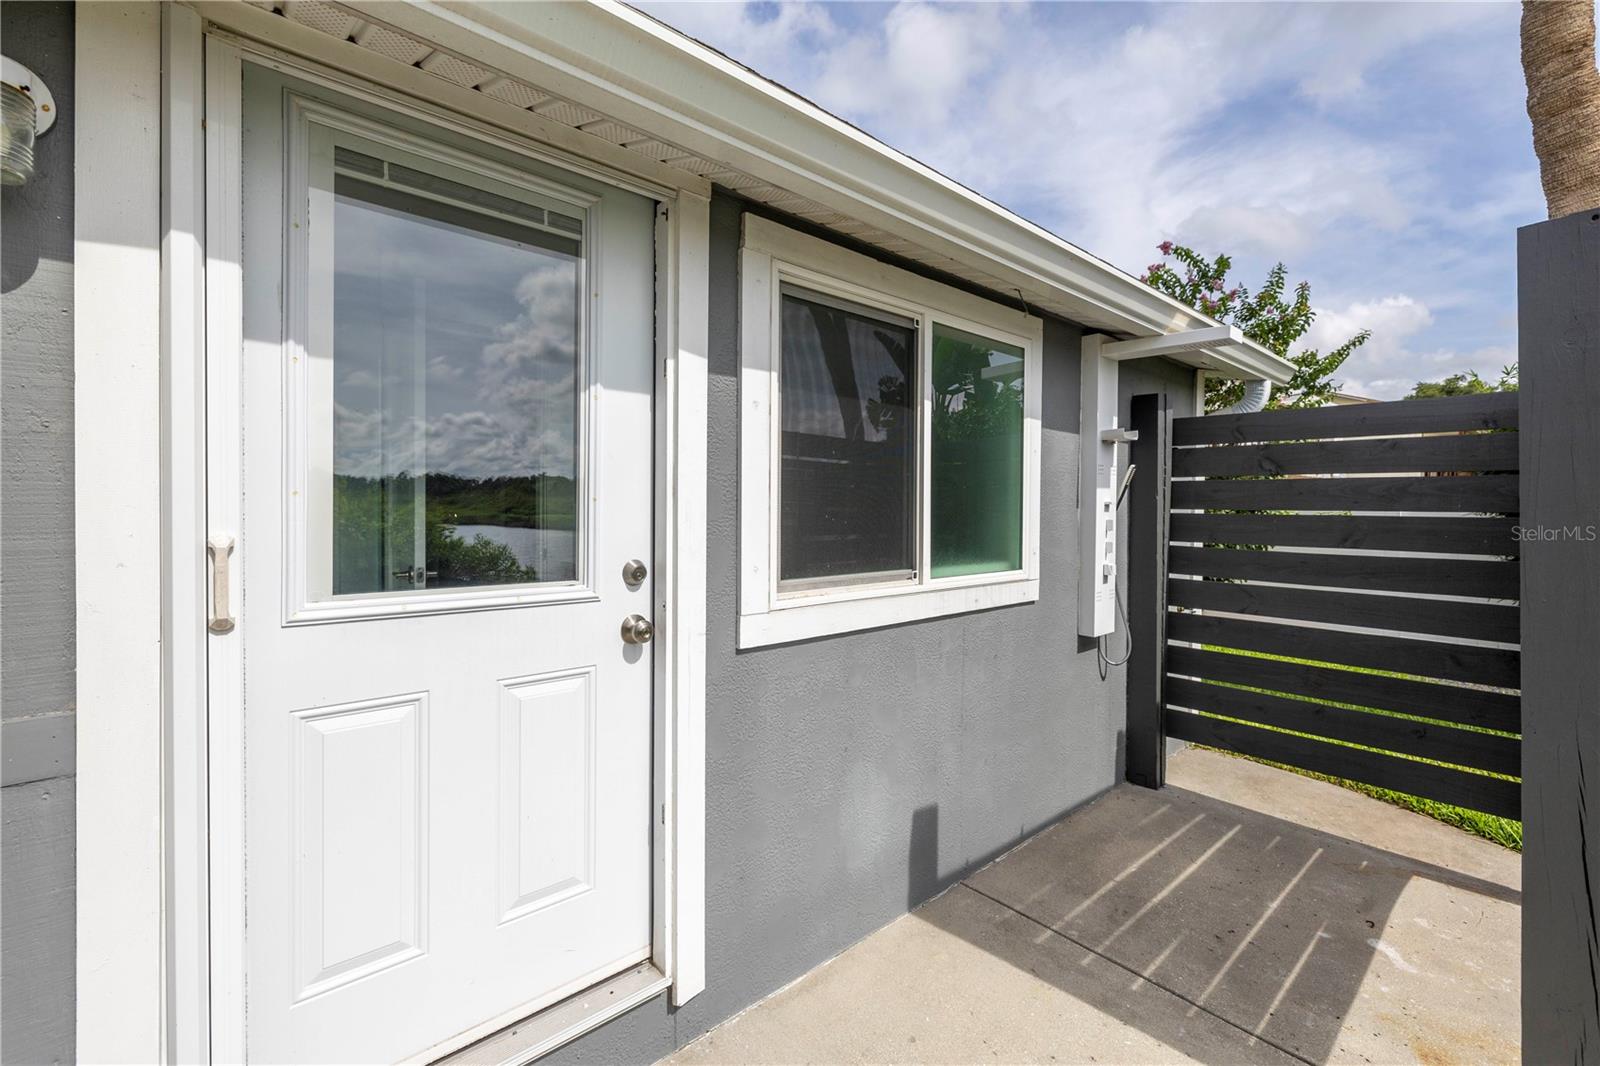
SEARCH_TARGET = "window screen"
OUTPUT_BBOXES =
[778,288,917,585]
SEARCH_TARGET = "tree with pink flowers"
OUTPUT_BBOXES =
[1142,242,1370,411]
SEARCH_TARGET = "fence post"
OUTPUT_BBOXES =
[1519,206,1600,1062]
[1125,392,1170,789]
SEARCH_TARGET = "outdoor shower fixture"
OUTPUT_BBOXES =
[1077,324,1247,639]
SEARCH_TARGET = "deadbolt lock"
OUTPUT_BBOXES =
[621,614,654,645]
[623,559,648,586]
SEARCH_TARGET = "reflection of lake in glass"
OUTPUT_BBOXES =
[327,148,584,594]
[453,524,577,582]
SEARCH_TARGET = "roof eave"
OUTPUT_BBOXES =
[341,0,1294,383]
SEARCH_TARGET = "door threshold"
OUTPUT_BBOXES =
[434,962,669,1066]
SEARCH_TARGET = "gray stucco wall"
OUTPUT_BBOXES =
[0,37,1192,1047]
[548,192,1196,1064]
[1,4,77,1064]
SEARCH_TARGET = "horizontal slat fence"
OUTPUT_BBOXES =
[1163,391,1521,819]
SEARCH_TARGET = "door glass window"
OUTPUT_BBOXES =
[327,145,583,594]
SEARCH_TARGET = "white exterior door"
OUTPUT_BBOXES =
[230,67,656,1063]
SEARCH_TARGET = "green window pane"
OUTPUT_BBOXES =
[931,323,1024,578]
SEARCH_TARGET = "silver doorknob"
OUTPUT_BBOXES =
[622,559,648,586]
[621,614,654,645]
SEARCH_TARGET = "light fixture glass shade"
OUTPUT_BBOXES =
[1,81,36,186]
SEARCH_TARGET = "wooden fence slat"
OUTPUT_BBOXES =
[1166,645,1520,732]
[1172,432,1519,478]
[1168,546,1520,600]
[1165,676,1521,776]
[1162,394,1523,823]
[1164,710,1521,818]
[1167,577,1520,644]
[1169,513,1520,556]
[1172,391,1520,446]
[1167,612,1520,688]
[1171,474,1520,514]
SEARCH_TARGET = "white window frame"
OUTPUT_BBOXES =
[739,215,1043,648]
[285,95,604,624]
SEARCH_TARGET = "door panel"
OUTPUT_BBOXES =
[234,66,655,1063]
[290,693,428,1001]
[498,668,598,922]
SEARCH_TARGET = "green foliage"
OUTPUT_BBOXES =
[1143,242,1370,411]
[931,332,1023,440]
[929,330,1025,575]
[1406,365,1519,399]
[424,472,577,531]
[425,521,537,586]
[333,472,575,590]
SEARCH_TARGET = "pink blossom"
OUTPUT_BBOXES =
[1158,240,1174,255]
[1208,277,1224,292]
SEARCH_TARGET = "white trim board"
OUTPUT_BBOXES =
[738,215,1044,648]
[76,12,708,1061]
[75,4,165,1062]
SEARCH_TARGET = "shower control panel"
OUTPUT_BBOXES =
[1079,337,1134,638]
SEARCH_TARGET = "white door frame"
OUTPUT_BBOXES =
[75,6,708,1062]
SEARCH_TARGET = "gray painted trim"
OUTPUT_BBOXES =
[1518,205,1600,1063]
[1,5,77,1064]
[3,714,75,786]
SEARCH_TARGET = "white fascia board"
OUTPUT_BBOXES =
[332,0,1291,380]
[1205,341,1296,384]
[1101,326,1289,384]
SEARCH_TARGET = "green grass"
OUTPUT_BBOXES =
[1199,746,1522,850]
[1187,646,1523,852]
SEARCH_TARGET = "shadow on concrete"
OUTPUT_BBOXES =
[911,777,1517,1065]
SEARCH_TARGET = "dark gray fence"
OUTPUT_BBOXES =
[1518,206,1600,1063]
[1157,391,1522,819]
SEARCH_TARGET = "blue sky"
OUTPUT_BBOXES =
[640,1,1552,399]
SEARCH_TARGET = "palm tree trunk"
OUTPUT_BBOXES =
[1522,0,1600,219]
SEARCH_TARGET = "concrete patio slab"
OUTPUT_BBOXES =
[665,748,1520,1066]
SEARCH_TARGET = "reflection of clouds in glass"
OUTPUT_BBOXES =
[331,183,581,482]
[468,263,579,476]
[425,356,464,385]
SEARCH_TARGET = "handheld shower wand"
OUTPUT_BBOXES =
[1116,463,1139,509]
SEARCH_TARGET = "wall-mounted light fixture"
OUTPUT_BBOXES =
[2,56,56,186]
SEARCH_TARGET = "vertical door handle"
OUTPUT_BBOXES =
[208,535,236,634]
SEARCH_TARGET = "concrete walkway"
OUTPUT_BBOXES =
[667,748,1520,1065]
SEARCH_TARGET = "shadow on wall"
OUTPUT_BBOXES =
[903,731,1129,912]
[910,781,1518,1065]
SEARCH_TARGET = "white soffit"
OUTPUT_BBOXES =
[212,0,1289,383]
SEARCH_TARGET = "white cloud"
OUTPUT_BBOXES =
[643,0,1535,397]
[1303,294,1510,400]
